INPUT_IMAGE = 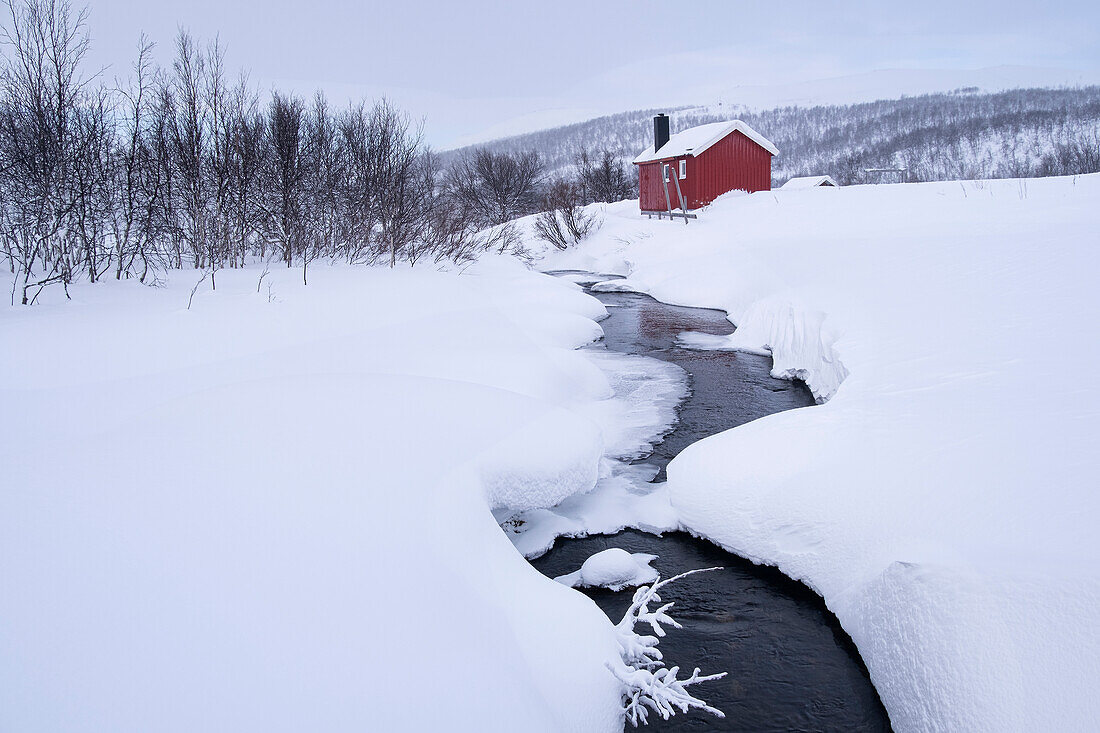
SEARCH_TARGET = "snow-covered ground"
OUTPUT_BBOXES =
[538,174,1100,731]
[6,174,1099,732]
[0,259,652,732]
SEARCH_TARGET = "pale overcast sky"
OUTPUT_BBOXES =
[78,0,1100,148]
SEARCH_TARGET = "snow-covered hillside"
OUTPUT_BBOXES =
[450,66,1100,149]
[445,86,1100,185]
[537,175,1100,731]
[704,65,1100,114]
[0,260,653,732]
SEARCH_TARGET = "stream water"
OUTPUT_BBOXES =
[532,273,891,732]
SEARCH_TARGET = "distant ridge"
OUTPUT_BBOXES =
[704,65,1100,112]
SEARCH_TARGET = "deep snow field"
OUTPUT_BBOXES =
[537,174,1100,732]
[3,172,1099,733]
[0,259,659,731]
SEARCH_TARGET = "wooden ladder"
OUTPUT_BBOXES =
[658,161,694,223]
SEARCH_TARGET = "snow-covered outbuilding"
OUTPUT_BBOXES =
[780,175,839,190]
[633,114,778,214]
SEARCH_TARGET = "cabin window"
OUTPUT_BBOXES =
[679,160,687,179]
[662,164,669,183]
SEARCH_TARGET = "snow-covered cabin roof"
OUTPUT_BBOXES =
[633,120,779,164]
[780,175,839,190]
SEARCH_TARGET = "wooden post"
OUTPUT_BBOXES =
[661,164,673,218]
[671,167,689,225]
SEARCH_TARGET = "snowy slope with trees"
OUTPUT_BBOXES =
[537,174,1100,731]
[446,86,1100,185]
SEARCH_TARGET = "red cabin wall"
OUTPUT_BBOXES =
[689,130,772,207]
[637,130,772,211]
[638,160,684,211]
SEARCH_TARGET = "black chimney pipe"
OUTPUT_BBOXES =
[653,113,670,153]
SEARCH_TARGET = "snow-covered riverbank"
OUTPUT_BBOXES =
[1,260,641,731]
[539,174,1100,731]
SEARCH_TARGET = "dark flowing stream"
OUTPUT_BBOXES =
[532,273,891,732]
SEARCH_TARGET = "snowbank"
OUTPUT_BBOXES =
[498,348,687,559]
[0,259,626,732]
[539,175,1100,731]
[480,405,604,511]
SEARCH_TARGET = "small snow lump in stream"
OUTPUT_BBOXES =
[554,548,659,591]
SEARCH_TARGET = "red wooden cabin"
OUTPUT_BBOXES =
[633,114,778,213]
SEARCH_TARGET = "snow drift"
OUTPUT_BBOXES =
[0,258,628,732]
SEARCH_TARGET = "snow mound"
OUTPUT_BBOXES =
[499,344,686,558]
[555,548,660,591]
[480,407,604,512]
[503,461,679,559]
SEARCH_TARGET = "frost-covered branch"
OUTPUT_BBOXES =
[607,567,728,726]
[608,662,728,727]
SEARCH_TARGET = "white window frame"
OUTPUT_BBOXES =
[679,159,687,180]
[662,163,669,183]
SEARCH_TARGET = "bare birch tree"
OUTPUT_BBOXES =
[0,0,95,302]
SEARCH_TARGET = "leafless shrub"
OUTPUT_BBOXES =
[369,99,432,268]
[256,259,270,292]
[576,147,634,203]
[444,147,544,228]
[186,268,208,309]
[534,177,599,250]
